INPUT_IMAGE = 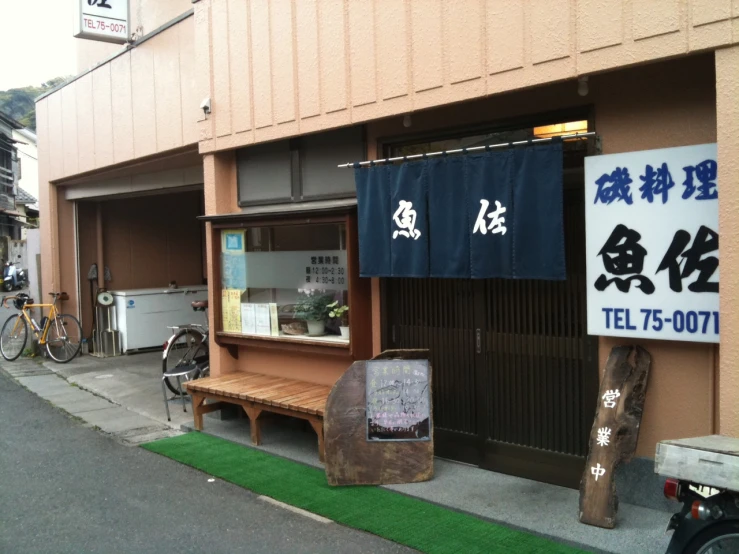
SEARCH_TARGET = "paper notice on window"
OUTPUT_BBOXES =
[269,303,279,337]
[222,289,242,333]
[241,303,256,335]
[255,304,272,336]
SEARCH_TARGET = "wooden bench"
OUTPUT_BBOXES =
[184,372,332,462]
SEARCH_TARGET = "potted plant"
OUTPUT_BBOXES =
[294,291,334,336]
[328,302,349,339]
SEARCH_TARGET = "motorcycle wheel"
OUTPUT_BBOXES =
[683,521,739,554]
[2,281,11,292]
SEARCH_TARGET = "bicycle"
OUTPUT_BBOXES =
[0,292,83,363]
[162,300,210,396]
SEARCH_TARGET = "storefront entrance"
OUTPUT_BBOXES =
[382,123,598,488]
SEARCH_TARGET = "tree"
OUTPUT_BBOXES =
[0,76,71,131]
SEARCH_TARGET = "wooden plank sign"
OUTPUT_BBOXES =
[366,359,430,442]
[579,345,651,529]
[323,349,434,486]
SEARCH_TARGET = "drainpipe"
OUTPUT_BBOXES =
[96,203,104,290]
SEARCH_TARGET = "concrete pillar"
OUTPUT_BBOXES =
[203,151,239,376]
[716,45,739,437]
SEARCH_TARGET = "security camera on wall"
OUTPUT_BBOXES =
[200,97,211,116]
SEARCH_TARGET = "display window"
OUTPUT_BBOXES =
[218,222,352,347]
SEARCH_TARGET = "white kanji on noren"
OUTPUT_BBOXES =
[392,200,421,240]
[596,427,611,447]
[591,463,606,481]
[602,389,621,409]
[472,199,507,235]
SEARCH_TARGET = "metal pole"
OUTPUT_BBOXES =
[336,131,597,168]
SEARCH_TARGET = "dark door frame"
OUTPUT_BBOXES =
[378,107,600,488]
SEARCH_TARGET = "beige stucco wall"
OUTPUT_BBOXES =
[39,14,203,185]
[716,45,739,438]
[195,0,739,154]
[367,54,718,458]
[76,0,193,74]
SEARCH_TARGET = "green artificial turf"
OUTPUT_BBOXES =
[142,433,590,554]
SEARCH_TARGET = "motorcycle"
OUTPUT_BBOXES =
[2,259,27,292]
[663,480,739,553]
[658,436,739,553]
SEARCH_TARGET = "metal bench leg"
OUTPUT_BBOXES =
[177,376,187,413]
[161,377,171,422]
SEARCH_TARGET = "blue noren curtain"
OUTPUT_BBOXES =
[355,142,565,281]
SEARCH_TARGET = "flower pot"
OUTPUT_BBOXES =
[306,320,326,336]
[339,326,350,339]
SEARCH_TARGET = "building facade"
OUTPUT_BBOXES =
[0,112,30,252]
[37,0,739,506]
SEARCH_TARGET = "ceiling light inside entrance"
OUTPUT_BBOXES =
[533,120,588,139]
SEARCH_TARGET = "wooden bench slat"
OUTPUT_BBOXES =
[224,373,282,393]
[240,380,304,402]
[191,374,251,394]
[298,397,328,416]
[278,386,331,410]
[287,389,330,409]
[257,382,317,401]
[209,377,253,398]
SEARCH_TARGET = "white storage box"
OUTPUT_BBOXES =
[111,286,208,353]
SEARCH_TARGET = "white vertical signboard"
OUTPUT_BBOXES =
[74,0,130,44]
[585,143,719,343]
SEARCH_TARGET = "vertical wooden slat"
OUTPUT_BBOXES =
[110,52,135,163]
[130,45,157,158]
[227,0,253,135]
[211,0,233,137]
[250,0,273,130]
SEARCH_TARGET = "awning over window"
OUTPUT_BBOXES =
[355,142,565,280]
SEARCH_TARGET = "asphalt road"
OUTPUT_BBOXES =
[0,371,414,554]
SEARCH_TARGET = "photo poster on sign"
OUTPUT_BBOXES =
[254,304,272,336]
[585,143,719,343]
[366,359,431,442]
[241,303,256,335]
[222,289,242,333]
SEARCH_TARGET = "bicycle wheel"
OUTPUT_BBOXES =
[45,314,82,363]
[0,314,28,361]
[163,328,208,395]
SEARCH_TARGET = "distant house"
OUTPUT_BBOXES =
[0,111,20,217]
[15,187,38,239]
[12,127,38,239]
[0,111,35,259]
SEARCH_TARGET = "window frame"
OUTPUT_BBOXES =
[236,127,366,208]
[210,211,372,359]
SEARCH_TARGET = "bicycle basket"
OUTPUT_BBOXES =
[13,294,32,310]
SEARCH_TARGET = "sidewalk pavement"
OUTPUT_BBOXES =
[1,351,674,554]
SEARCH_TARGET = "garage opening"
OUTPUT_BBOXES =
[75,189,206,348]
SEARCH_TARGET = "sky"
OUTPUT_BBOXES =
[0,0,79,90]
